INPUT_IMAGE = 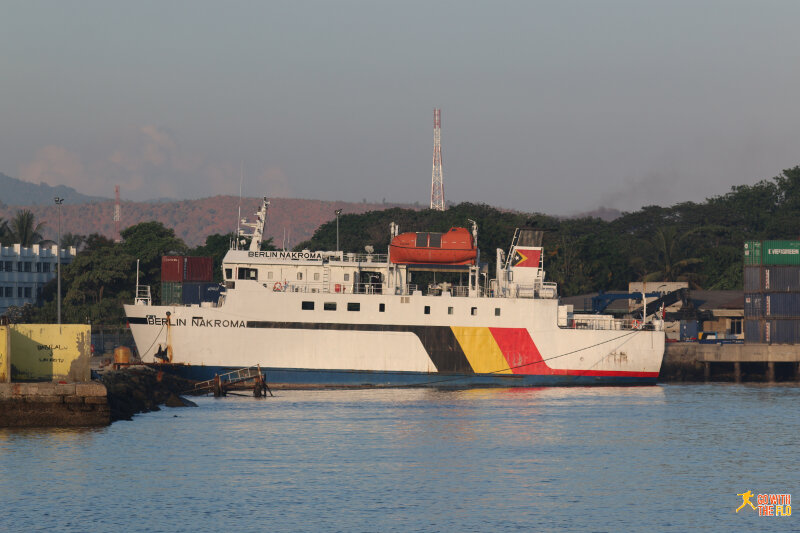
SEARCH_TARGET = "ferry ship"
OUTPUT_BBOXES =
[124,198,665,387]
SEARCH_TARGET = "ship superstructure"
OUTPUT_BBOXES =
[124,198,665,387]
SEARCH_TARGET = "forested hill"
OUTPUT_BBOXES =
[0,196,412,247]
[297,167,800,296]
[0,172,108,205]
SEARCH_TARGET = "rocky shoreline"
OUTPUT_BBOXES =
[99,367,197,422]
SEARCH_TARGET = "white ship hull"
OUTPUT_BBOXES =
[125,289,664,387]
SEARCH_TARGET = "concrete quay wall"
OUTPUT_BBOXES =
[0,382,110,427]
[661,343,800,382]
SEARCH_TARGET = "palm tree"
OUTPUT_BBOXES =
[7,210,46,246]
[642,226,703,286]
[61,233,86,251]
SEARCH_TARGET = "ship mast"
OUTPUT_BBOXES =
[239,197,270,252]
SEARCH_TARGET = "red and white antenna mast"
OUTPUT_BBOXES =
[114,185,121,242]
[430,108,445,211]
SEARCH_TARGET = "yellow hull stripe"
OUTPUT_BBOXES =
[450,327,512,374]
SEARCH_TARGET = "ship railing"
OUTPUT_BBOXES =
[353,282,384,294]
[564,317,663,331]
[280,282,343,294]
[134,285,151,306]
[340,252,388,264]
[451,285,470,297]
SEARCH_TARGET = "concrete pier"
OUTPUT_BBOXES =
[661,343,800,382]
[0,382,109,427]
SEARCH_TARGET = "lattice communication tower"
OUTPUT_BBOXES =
[114,185,121,242]
[430,108,445,211]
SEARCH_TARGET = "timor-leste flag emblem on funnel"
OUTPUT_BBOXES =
[512,249,541,267]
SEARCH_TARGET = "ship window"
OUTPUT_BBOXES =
[416,232,428,247]
[42,263,50,273]
[225,268,232,279]
[344,273,350,281]
[297,272,303,280]
[36,262,42,272]
[448,307,454,315]
[424,305,431,315]
[379,303,385,312]
[347,302,360,311]
[324,302,337,311]
[24,287,31,298]
[267,271,273,280]
[495,308,501,316]
[429,233,442,247]
[314,272,320,281]
[18,287,23,297]
[302,301,314,310]
[237,267,257,280]
[4,287,11,297]
[471,307,478,316]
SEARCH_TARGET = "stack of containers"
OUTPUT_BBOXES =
[161,256,219,305]
[744,240,800,343]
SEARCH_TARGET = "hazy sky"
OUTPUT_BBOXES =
[3,1,800,214]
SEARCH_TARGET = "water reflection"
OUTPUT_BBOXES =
[1,385,797,532]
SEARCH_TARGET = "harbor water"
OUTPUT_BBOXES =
[1,385,798,532]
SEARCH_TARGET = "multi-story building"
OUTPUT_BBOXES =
[0,243,76,316]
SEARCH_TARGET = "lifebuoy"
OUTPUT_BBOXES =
[632,320,641,329]
[273,282,283,292]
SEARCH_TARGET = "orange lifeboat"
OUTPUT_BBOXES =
[389,227,477,265]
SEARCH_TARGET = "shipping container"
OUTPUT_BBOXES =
[744,319,764,343]
[743,266,762,292]
[743,241,762,266]
[161,256,185,282]
[768,318,800,344]
[743,293,764,317]
[763,266,800,292]
[161,281,183,305]
[184,256,213,282]
[761,240,800,266]
[764,293,800,318]
[181,282,223,305]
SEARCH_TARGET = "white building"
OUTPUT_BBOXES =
[0,243,76,316]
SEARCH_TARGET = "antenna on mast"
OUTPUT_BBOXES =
[236,162,244,250]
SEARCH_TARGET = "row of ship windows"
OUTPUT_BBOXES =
[0,261,52,273]
[300,301,501,316]
[231,268,350,282]
[0,286,34,298]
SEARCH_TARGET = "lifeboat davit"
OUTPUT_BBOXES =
[389,227,477,265]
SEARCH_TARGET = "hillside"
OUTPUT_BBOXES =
[0,172,108,206]
[0,196,413,247]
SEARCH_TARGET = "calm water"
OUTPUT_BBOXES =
[1,385,798,532]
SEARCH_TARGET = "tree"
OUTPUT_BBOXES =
[6,210,45,246]
[121,222,187,285]
[642,226,704,286]
[0,217,8,241]
[61,233,87,251]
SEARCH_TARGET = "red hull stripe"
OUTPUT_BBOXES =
[488,327,659,378]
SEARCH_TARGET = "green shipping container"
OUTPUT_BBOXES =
[161,281,183,305]
[762,240,800,266]
[743,241,762,265]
